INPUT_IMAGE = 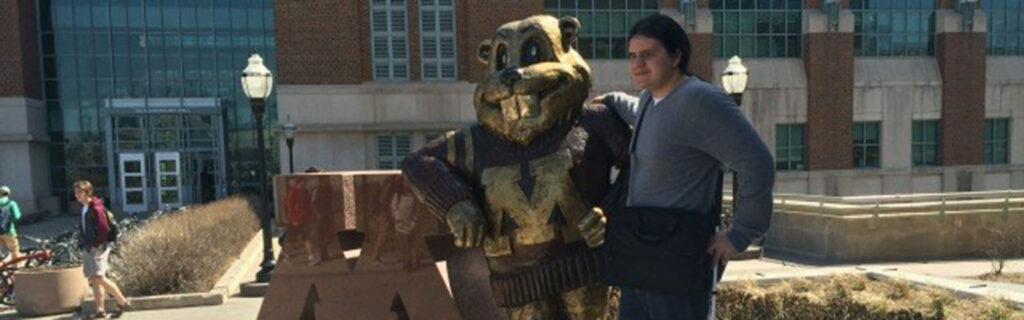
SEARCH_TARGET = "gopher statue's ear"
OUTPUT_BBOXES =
[477,40,492,65]
[558,16,581,53]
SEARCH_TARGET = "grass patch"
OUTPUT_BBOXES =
[717,274,1024,320]
[111,197,260,296]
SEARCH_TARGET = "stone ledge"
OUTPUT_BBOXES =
[239,282,268,297]
[866,270,1024,309]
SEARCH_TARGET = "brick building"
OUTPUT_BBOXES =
[273,0,1024,196]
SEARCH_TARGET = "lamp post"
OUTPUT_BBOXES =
[720,55,748,226]
[721,55,748,106]
[241,53,275,283]
[283,121,296,174]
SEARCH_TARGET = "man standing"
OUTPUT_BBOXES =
[74,180,130,319]
[597,15,775,319]
[0,186,22,264]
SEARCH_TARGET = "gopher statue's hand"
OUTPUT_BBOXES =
[446,200,488,248]
[578,207,607,248]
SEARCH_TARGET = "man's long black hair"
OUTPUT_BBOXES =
[628,14,692,76]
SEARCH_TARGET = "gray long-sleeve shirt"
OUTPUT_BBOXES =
[602,77,775,252]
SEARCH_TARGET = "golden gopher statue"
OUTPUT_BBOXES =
[403,15,630,319]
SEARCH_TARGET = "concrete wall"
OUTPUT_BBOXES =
[986,57,1024,166]
[765,206,1024,264]
[854,58,943,170]
[0,98,58,216]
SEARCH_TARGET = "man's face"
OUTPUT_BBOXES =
[628,35,679,91]
[74,189,89,204]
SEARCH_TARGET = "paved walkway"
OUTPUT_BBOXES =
[2,215,1021,319]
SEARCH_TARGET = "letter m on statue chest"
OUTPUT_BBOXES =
[480,150,588,256]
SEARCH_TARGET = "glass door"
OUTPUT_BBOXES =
[155,152,183,208]
[119,153,148,212]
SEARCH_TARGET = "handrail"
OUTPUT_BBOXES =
[722,189,1024,217]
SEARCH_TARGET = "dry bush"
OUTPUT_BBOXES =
[111,197,260,296]
[987,226,1024,275]
[717,274,1024,320]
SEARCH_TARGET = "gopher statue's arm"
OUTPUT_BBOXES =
[401,130,487,248]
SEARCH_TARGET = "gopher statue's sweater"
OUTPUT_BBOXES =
[402,105,629,307]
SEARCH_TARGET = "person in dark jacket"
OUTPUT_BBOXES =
[74,180,130,319]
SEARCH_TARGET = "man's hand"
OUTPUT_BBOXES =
[588,94,607,105]
[707,229,737,267]
[578,207,607,248]
[445,201,487,248]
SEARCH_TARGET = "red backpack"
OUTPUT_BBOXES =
[90,198,111,245]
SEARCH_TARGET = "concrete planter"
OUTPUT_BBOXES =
[14,265,89,316]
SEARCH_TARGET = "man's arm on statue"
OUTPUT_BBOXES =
[599,91,642,126]
[581,103,632,168]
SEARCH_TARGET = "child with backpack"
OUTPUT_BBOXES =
[0,186,22,264]
[73,180,130,319]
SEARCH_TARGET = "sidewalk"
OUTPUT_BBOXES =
[0,257,1019,319]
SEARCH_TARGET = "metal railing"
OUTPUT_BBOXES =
[723,189,1024,218]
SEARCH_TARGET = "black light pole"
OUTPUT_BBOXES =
[713,55,748,320]
[720,55,748,224]
[242,53,275,283]
[283,121,296,174]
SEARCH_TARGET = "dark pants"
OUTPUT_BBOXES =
[618,288,711,320]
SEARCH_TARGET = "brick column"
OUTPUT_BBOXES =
[408,0,422,81]
[0,0,41,99]
[935,6,986,166]
[275,0,368,85]
[676,1,713,81]
[803,0,854,170]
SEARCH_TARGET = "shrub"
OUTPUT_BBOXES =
[110,197,260,296]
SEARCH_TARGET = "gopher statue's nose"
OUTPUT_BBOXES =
[499,68,523,88]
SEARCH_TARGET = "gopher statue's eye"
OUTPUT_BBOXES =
[496,45,509,70]
[521,39,543,66]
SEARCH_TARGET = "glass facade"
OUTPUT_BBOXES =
[711,0,803,58]
[911,120,939,167]
[39,0,278,206]
[852,0,935,56]
[544,0,660,59]
[985,0,1024,55]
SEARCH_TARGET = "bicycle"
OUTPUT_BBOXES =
[0,231,81,305]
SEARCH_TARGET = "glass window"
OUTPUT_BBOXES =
[376,134,413,169]
[775,123,805,171]
[41,0,279,201]
[420,0,457,80]
[371,0,410,80]
[911,120,939,166]
[985,118,1011,164]
[545,0,659,59]
[852,0,934,56]
[985,0,1024,55]
[711,0,802,58]
[853,121,881,168]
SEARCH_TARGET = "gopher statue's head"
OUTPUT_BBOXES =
[474,15,592,146]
